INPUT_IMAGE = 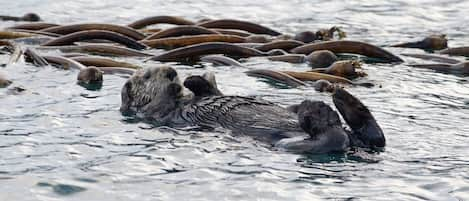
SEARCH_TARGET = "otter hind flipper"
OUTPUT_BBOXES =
[276,100,349,153]
[332,88,385,148]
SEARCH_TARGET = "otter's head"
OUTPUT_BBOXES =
[332,88,385,148]
[120,66,182,117]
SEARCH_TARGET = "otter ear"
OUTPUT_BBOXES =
[202,72,223,96]
[120,81,133,114]
[202,72,218,89]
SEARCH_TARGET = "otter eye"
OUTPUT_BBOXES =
[166,69,177,81]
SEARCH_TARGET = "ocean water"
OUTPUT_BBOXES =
[1,0,469,200]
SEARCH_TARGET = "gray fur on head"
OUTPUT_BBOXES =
[120,66,182,115]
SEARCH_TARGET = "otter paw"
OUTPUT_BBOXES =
[297,100,341,137]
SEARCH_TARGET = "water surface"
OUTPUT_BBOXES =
[1,0,469,200]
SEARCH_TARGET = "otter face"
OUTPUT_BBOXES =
[332,88,385,148]
[120,66,182,115]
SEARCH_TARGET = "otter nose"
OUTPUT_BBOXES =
[166,68,178,81]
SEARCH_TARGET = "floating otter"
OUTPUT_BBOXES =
[120,66,385,153]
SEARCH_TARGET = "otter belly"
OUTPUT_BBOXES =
[180,96,304,141]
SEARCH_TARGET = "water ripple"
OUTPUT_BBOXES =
[1,0,469,200]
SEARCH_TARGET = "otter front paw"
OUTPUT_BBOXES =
[297,100,342,137]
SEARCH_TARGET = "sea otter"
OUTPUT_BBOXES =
[120,66,385,153]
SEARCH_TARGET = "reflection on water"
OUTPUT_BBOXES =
[1,0,469,200]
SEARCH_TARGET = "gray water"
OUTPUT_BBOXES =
[1,0,469,200]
